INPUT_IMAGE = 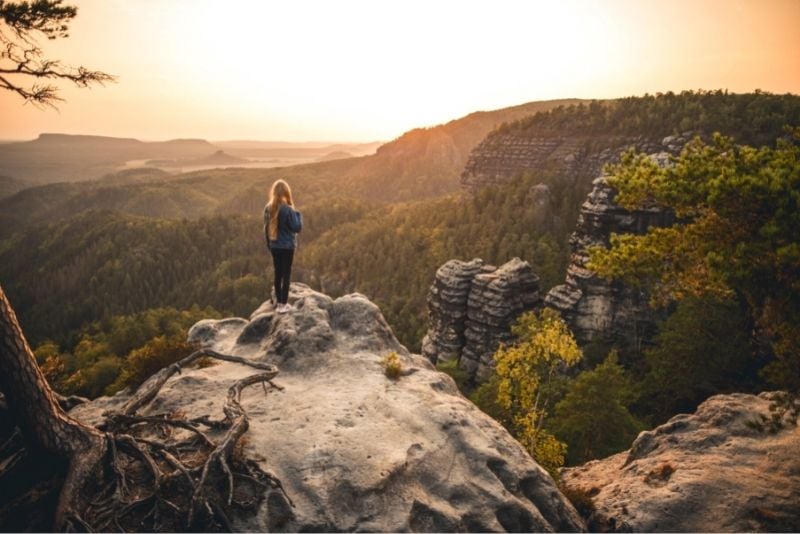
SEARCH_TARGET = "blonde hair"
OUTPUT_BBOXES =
[267,180,294,240]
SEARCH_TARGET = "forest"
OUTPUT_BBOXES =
[1,91,798,467]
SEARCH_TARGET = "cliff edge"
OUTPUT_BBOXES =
[71,284,583,532]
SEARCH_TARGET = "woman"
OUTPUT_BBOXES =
[264,179,302,313]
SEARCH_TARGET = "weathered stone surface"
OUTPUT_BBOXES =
[561,392,800,532]
[463,258,542,383]
[421,259,485,365]
[423,258,541,383]
[71,283,583,532]
[544,172,674,348]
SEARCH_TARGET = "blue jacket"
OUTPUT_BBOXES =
[264,202,303,249]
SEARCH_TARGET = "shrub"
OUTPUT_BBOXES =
[381,352,402,379]
[559,484,597,518]
[106,336,197,394]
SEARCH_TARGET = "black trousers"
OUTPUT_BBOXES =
[270,247,294,304]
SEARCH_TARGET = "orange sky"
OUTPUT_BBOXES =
[1,0,799,142]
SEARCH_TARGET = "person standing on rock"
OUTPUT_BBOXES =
[264,179,303,313]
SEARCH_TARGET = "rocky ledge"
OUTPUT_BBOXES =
[561,392,800,532]
[72,284,582,532]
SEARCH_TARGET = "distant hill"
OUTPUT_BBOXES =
[462,91,800,193]
[145,150,247,167]
[315,150,354,162]
[216,140,382,158]
[0,98,587,234]
[0,175,28,199]
[0,133,216,184]
[333,98,586,200]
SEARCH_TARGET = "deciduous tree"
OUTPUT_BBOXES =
[493,308,582,475]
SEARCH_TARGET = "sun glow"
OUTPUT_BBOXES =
[1,0,799,141]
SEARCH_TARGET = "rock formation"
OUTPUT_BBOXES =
[544,174,674,348]
[421,259,485,365]
[460,131,693,192]
[422,257,541,383]
[71,284,583,532]
[560,392,800,532]
[460,131,692,351]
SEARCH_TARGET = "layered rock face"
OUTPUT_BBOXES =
[421,259,486,365]
[72,284,583,532]
[561,392,800,532]
[544,175,674,347]
[422,257,541,383]
[460,131,692,191]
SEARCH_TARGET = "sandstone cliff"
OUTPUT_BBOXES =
[71,284,583,532]
[561,392,800,532]
[544,173,674,348]
[461,128,690,192]
[422,257,541,383]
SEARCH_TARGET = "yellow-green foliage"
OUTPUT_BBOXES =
[493,308,582,476]
[382,351,403,379]
[107,336,197,394]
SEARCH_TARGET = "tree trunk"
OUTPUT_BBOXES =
[0,284,106,529]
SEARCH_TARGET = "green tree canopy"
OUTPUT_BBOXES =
[550,352,645,465]
[640,296,760,422]
[590,131,800,391]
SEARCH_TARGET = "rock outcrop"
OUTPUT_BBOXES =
[544,174,674,347]
[461,130,692,351]
[421,259,486,365]
[72,284,583,532]
[422,258,541,383]
[561,392,800,532]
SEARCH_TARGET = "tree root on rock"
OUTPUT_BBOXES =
[0,349,294,532]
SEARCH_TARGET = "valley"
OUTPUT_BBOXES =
[0,90,798,505]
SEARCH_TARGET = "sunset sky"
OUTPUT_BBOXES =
[1,0,799,142]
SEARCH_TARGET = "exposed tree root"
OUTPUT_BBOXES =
[0,349,293,532]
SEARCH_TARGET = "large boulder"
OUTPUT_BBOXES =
[72,283,583,532]
[560,392,800,532]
